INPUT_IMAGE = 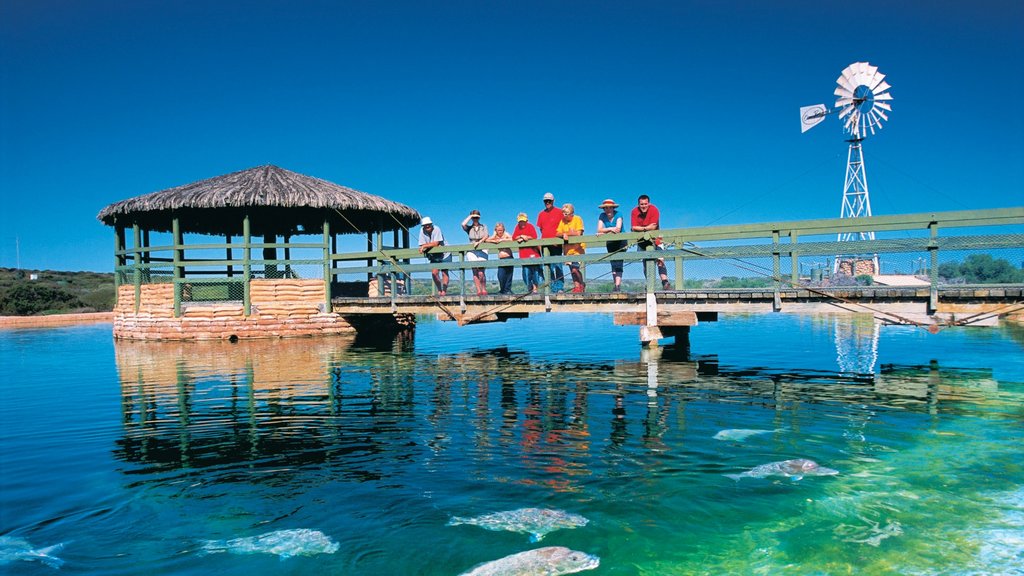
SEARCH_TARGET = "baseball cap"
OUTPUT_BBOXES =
[542,192,554,201]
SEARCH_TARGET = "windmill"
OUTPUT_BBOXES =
[801,62,893,275]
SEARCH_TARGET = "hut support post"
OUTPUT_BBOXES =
[225,235,233,278]
[284,235,292,278]
[133,224,141,313]
[172,217,182,317]
[402,229,411,295]
[393,229,400,295]
[263,233,277,278]
[114,225,125,290]
[323,219,332,313]
[142,230,151,283]
[243,215,251,316]
[376,229,384,296]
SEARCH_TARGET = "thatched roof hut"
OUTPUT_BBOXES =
[97,165,420,236]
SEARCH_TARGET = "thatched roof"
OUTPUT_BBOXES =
[97,165,421,236]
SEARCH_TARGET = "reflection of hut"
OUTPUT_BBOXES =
[97,165,420,340]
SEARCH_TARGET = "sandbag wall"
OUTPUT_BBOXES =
[113,279,355,340]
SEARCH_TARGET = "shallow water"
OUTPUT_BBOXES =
[1,314,1022,575]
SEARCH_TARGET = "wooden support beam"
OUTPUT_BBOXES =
[614,310,699,326]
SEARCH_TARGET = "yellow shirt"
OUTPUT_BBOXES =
[556,216,586,255]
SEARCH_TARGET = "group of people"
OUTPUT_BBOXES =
[417,192,671,296]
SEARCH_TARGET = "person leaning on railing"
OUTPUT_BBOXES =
[484,221,515,295]
[461,209,490,295]
[596,198,626,292]
[418,216,450,296]
[513,213,543,294]
[556,203,587,293]
[631,194,671,290]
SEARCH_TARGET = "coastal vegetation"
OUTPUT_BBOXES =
[0,268,115,316]
[938,254,1024,284]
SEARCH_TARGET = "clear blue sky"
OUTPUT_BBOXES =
[2,0,1022,272]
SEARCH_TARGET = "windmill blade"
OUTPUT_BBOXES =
[874,101,892,112]
[835,97,854,107]
[837,71,857,93]
[873,81,892,95]
[874,92,894,101]
[870,75,888,91]
[837,105,853,119]
[872,107,889,122]
[864,64,878,77]
[835,86,854,98]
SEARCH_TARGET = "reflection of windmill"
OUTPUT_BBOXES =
[801,62,893,275]
[833,315,880,375]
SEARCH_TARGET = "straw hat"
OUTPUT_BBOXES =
[599,199,619,209]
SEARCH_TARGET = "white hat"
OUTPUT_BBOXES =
[420,216,433,226]
[543,192,555,201]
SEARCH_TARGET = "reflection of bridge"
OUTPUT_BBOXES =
[330,207,1024,344]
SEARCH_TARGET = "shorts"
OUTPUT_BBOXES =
[427,252,452,264]
[465,250,489,262]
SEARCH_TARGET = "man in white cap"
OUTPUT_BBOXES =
[418,216,450,295]
[536,192,565,292]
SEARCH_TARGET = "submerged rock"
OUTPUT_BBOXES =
[713,428,775,442]
[459,546,599,576]
[447,508,589,542]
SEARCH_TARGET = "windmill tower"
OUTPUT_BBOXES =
[801,62,893,275]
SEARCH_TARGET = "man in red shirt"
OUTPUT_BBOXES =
[536,192,565,292]
[631,194,671,290]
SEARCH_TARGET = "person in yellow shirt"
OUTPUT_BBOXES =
[556,203,587,293]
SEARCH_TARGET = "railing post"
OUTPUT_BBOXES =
[323,219,332,313]
[402,228,411,295]
[674,257,683,290]
[133,223,141,313]
[645,243,657,294]
[172,217,182,317]
[772,230,781,311]
[542,245,551,296]
[790,230,799,285]
[928,221,939,313]
[242,215,251,316]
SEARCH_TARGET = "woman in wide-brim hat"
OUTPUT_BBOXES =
[596,199,626,292]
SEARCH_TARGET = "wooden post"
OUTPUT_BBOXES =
[402,228,411,295]
[133,224,141,313]
[172,217,182,317]
[283,235,292,278]
[772,230,781,311]
[674,257,683,290]
[645,243,657,294]
[243,215,251,316]
[928,222,939,313]
[542,245,551,296]
[114,225,125,290]
[263,233,277,278]
[225,235,233,278]
[790,230,799,285]
[323,219,332,313]
[376,229,385,296]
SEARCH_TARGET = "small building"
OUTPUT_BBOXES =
[97,165,420,340]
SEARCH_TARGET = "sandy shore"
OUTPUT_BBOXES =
[0,312,113,329]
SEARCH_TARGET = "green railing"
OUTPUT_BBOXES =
[114,207,1024,316]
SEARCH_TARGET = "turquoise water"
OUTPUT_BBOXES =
[1,314,1023,575]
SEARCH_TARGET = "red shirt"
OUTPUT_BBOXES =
[514,222,541,258]
[631,203,663,245]
[536,206,562,239]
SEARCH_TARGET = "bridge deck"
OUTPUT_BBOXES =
[333,285,1023,328]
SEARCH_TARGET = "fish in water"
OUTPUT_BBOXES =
[713,428,775,442]
[447,508,589,542]
[459,546,599,576]
[725,458,839,481]
[200,529,339,560]
[0,536,65,569]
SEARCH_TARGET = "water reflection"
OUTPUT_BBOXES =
[113,331,1000,493]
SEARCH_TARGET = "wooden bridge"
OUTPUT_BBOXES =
[330,207,1024,344]
[115,207,1024,344]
